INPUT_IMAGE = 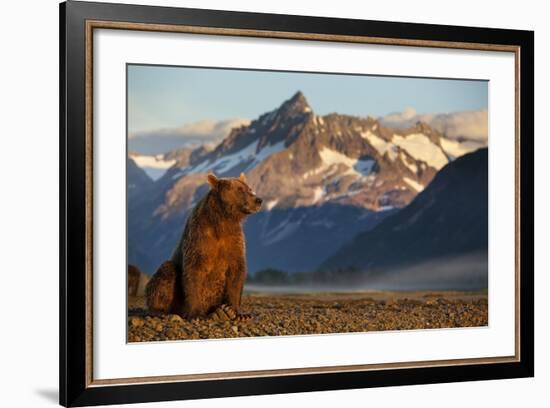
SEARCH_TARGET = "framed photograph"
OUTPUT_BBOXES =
[60,1,534,406]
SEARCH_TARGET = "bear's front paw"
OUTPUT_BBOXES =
[209,304,253,322]
[210,304,237,321]
[235,312,253,323]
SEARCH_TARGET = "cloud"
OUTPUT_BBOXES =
[381,107,419,124]
[129,118,250,155]
[380,108,488,142]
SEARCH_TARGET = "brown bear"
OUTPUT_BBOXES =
[128,264,141,297]
[128,264,150,297]
[146,173,262,320]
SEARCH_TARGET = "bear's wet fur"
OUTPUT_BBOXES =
[145,173,262,319]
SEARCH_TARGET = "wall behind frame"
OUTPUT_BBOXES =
[0,0,545,408]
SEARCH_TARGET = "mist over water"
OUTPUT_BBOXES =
[244,252,488,293]
[363,252,488,291]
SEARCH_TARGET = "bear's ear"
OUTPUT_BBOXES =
[239,172,247,183]
[207,173,219,188]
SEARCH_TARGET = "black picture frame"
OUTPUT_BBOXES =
[60,1,534,406]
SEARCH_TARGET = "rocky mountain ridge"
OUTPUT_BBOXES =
[128,91,486,275]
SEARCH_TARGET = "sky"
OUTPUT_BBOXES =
[127,64,488,135]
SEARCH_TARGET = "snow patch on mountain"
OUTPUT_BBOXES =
[265,199,279,210]
[404,177,424,192]
[302,166,324,179]
[392,133,448,170]
[211,141,258,173]
[318,147,375,178]
[440,137,484,159]
[312,186,325,203]
[186,140,286,175]
[400,152,418,174]
[131,154,176,180]
[251,141,286,167]
[361,130,397,160]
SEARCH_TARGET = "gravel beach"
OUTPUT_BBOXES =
[127,291,488,342]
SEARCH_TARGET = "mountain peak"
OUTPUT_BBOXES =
[279,91,312,116]
[290,90,307,103]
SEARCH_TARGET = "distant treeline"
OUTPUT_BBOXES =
[246,267,362,286]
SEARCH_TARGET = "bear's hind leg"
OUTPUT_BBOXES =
[145,261,179,315]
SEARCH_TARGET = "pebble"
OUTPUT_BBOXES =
[169,314,183,323]
[129,317,144,328]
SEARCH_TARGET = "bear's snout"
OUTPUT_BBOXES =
[255,197,263,205]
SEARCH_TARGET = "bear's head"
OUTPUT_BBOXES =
[207,173,263,217]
